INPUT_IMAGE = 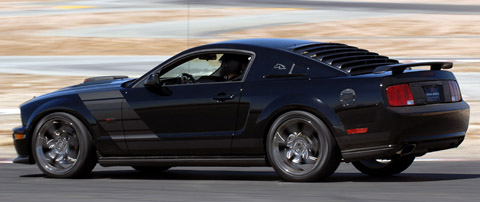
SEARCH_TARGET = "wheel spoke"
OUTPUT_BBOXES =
[292,154,302,164]
[57,159,70,169]
[45,150,57,161]
[46,126,59,138]
[274,132,287,147]
[66,156,77,164]
[286,134,296,147]
[58,125,74,136]
[285,149,293,159]
[40,137,55,149]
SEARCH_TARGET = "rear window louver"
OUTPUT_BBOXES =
[293,43,399,75]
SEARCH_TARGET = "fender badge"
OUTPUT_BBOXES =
[274,63,286,70]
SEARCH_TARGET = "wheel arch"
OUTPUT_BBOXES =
[256,94,347,156]
[24,96,98,163]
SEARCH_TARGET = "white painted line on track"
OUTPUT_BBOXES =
[0,109,20,115]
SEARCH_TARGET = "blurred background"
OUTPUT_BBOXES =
[0,0,478,160]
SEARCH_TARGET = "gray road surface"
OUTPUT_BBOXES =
[178,0,480,14]
[39,10,396,39]
[5,0,480,39]
[0,161,479,201]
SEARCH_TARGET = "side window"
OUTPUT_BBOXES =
[161,54,222,78]
[159,52,252,85]
[264,56,309,78]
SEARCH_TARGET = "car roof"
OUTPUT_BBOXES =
[211,38,319,50]
[194,38,399,76]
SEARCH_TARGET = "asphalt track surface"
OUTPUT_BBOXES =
[0,161,479,201]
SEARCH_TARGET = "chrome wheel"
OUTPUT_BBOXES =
[267,111,340,181]
[35,118,80,175]
[272,117,324,176]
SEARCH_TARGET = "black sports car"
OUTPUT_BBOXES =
[12,39,469,181]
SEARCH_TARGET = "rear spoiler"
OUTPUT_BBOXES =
[84,75,128,83]
[373,62,453,74]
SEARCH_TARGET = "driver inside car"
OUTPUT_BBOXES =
[220,54,249,81]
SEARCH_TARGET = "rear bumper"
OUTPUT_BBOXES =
[12,126,34,164]
[341,101,469,161]
[342,131,465,161]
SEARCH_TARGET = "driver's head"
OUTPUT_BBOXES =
[220,54,247,80]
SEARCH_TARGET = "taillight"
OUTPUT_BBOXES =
[448,80,462,102]
[386,84,415,107]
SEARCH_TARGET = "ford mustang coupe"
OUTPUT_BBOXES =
[12,39,469,181]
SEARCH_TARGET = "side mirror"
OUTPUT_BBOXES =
[144,74,173,96]
[144,74,159,87]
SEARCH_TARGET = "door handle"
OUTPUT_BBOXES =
[213,93,235,101]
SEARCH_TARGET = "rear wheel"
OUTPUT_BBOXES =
[32,112,96,178]
[352,155,415,177]
[266,111,341,182]
[132,166,171,173]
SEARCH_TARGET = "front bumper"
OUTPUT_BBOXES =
[12,126,34,164]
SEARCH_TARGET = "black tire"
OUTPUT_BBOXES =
[266,111,341,182]
[352,155,415,177]
[132,166,171,173]
[31,112,97,178]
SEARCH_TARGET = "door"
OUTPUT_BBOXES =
[122,52,252,156]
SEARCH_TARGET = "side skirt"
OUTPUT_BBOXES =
[98,156,269,167]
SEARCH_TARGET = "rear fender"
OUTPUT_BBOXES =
[257,94,348,150]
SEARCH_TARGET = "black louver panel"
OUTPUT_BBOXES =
[347,63,398,75]
[293,43,345,54]
[329,55,388,66]
[322,52,378,63]
[292,43,399,75]
[310,48,366,58]
[339,59,399,69]
[303,45,353,56]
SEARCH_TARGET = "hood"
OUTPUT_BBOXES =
[31,78,135,101]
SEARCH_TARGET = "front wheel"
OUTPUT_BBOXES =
[32,112,97,178]
[266,111,341,182]
[352,155,415,177]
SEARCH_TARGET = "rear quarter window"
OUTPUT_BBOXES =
[264,56,309,78]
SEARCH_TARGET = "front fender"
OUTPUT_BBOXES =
[24,95,96,134]
[17,94,97,164]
